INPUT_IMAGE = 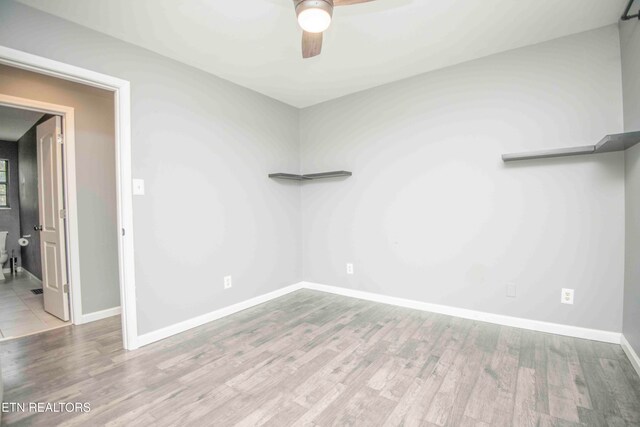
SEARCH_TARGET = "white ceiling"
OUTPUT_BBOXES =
[17,0,627,108]
[0,105,44,142]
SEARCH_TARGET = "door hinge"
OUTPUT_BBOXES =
[63,284,69,293]
[59,209,66,219]
[57,134,63,144]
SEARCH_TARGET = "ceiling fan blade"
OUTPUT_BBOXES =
[333,0,375,5]
[302,31,323,58]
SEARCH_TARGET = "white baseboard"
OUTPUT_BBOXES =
[136,283,304,347]
[301,282,621,344]
[134,281,622,349]
[79,306,121,324]
[621,335,640,377]
[21,267,42,284]
[0,266,39,278]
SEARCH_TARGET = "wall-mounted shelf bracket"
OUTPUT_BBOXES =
[268,171,352,181]
[502,131,640,162]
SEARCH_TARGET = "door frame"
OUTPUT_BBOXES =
[2,99,78,322]
[0,46,138,350]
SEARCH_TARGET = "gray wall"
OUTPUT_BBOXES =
[0,140,21,267]
[620,16,640,355]
[300,25,626,332]
[0,1,627,339]
[0,0,301,334]
[16,116,52,280]
[0,64,120,314]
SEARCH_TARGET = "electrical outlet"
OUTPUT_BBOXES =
[561,288,574,304]
[224,275,232,289]
[346,263,354,275]
[506,283,517,298]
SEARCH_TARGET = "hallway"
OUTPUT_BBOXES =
[0,272,69,339]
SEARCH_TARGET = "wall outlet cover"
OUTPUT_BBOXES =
[506,283,517,298]
[561,288,574,305]
[346,263,354,275]
[224,275,232,289]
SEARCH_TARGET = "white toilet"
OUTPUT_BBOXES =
[0,231,8,281]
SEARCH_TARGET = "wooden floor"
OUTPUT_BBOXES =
[1,290,639,426]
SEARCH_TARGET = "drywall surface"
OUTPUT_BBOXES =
[300,25,625,332]
[0,1,301,333]
[0,64,120,313]
[620,17,640,355]
[620,19,640,132]
[16,116,52,280]
[0,140,21,267]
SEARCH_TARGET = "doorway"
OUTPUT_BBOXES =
[0,46,137,350]
[0,105,74,339]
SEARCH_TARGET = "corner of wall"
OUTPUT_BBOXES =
[620,12,640,359]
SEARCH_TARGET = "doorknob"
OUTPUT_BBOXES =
[34,225,43,231]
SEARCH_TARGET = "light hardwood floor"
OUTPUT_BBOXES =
[1,289,639,426]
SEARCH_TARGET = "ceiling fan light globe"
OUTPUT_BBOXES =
[296,1,333,33]
[297,8,332,32]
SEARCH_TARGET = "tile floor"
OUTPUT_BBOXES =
[0,272,70,340]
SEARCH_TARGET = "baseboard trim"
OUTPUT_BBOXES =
[0,267,36,279]
[621,335,640,377]
[80,306,121,324]
[301,282,621,344]
[21,267,42,284]
[133,281,622,349]
[136,283,304,347]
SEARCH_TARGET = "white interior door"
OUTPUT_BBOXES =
[36,116,70,321]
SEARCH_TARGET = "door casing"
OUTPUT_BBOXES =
[0,46,138,350]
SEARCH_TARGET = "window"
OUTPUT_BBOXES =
[0,160,8,208]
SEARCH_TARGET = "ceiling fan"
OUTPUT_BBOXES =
[293,0,375,58]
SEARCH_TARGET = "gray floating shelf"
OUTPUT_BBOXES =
[502,131,640,162]
[269,171,352,181]
[268,173,307,181]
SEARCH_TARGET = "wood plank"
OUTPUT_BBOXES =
[1,289,639,426]
[512,367,540,427]
[546,334,579,423]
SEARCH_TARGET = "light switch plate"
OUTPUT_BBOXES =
[132,179,145,195]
